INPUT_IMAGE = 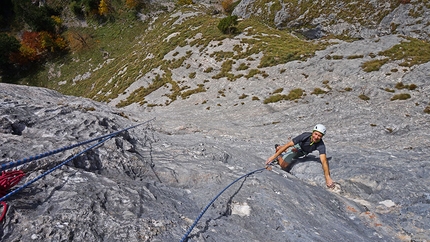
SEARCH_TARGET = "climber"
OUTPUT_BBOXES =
[265,124,335,188]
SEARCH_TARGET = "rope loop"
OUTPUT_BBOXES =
[0,170,25,222]
[180,167,266,242]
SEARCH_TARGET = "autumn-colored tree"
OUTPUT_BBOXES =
[99,0,109,15]
[20,31,43,62]
[10,31,67,65]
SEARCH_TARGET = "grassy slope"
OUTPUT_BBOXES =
[31,5,328,106]
[20,2,430,108]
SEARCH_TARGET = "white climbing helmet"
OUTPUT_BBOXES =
[313,124,326,135]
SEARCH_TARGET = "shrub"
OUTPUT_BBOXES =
[0,33,20,68]
[217,15,238,35]
[395,82,417,90]
[287,88,304,100]
[359,94,370,101]
[239,93,248,99]
[273,88,283,94]
[408,84,417,90]
[391,93,411,101]
[395,82,406,89]
[237,63,249,71]
[424,105,430,114]
[311,88,327,95]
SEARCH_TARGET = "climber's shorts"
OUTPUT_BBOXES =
[281,144,306,163]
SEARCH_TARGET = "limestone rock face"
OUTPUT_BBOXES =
[232,1,430,41]
[1,68,429,242]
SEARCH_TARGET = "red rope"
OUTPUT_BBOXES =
[0,170,25,222]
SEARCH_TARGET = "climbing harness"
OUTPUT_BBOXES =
[0,118,155,222]
[180,167,267,242]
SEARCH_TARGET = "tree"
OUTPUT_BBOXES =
[0,0,14,29]
[217,15,238,35]
[13,0,58,32]
[99,0,109,16]
[0,33,20,70]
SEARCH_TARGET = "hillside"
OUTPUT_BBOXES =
[1,0,430,241]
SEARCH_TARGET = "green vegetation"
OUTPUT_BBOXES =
[213,59,235,80]
[3,0,428,110]
[189,72,196,78]
[395,82,417,90]
[361,58,389,72]
[380,37,430,67]
[238,93,248,99]
[204,67,213,73]
[217,15,238,35]
[0,34,20,72]
[263,88,304,104]
[237,63,249,71]
[2,2,331,107]
[347,54,364,59]
[272,88,283,94]
[311,88,327,95]
[237,18,328,68]
[245,69,262,78]
[332,55,343,60]
[181,84,206,99]
[359,94,370,101]
[362,37,430,71]
[391,93,411,101]
[249,0,403,31]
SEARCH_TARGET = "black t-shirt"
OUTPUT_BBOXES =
[292,132,326,155]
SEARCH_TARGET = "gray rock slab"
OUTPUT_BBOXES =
[1,83,429,241]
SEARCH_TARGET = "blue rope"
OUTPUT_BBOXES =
[1,118,155,172]
[0,135,113,202]
[180,167,267,242]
